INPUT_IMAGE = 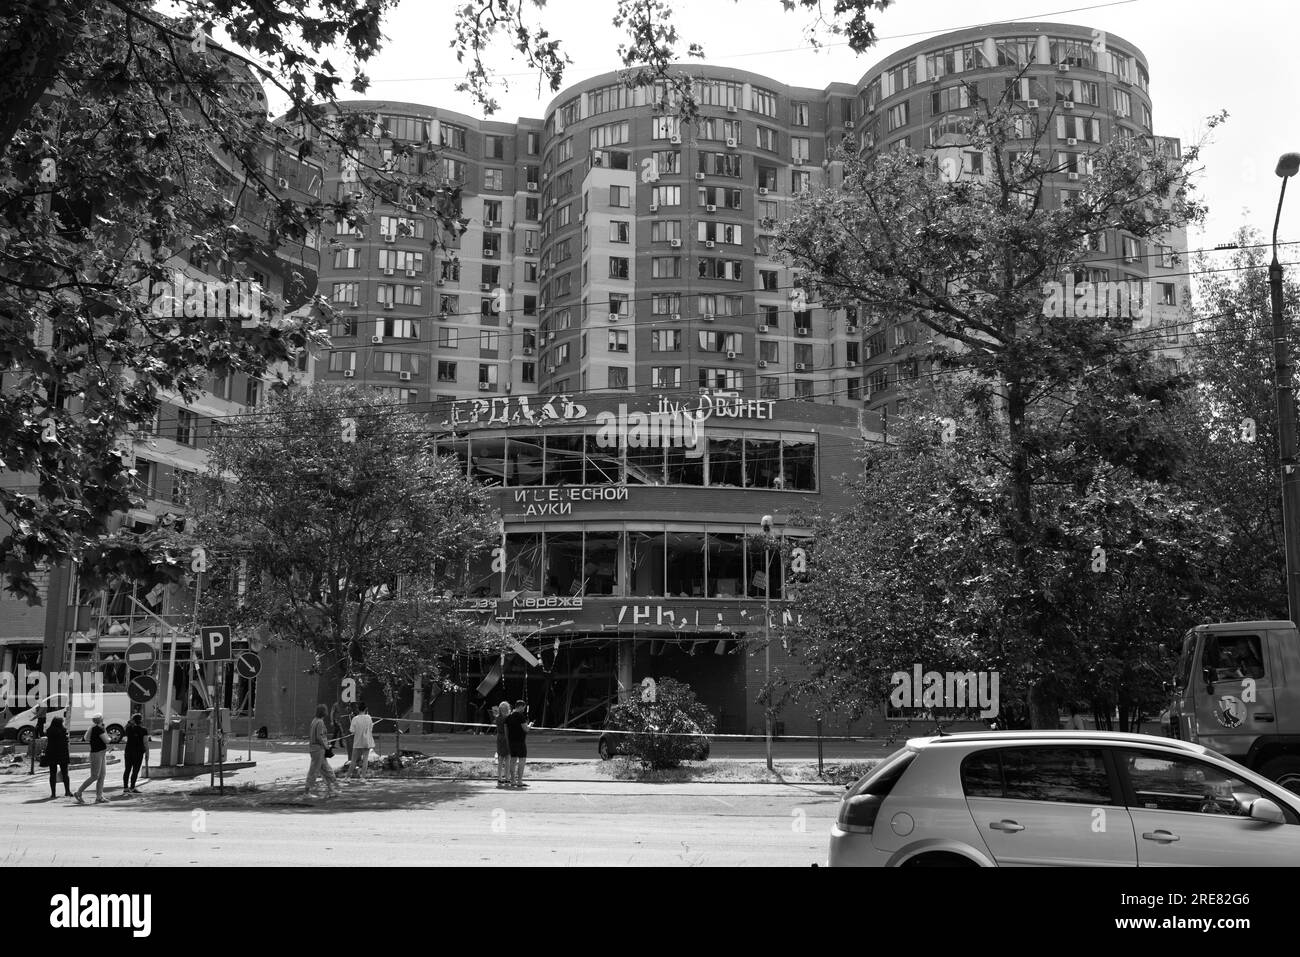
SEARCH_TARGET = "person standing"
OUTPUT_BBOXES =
[348,702,375,781]
[305,703,340,798]
[494,701,512,788]
[505,699,531,789]
[44,716,71,799]
[122,714,149,793]
[73,715,110,804]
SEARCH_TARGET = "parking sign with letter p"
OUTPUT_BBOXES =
[201,625,232,660]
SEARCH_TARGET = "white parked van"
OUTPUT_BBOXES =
[2,692,133,745]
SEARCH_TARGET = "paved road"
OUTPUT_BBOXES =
[0,751,840,866]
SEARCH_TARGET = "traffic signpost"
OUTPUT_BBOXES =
[200,625,231,793]
[127,674,158,704]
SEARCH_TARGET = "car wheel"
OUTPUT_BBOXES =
[598,738,614,761]
[1260,756,1300,795]
[900,852,979,868]
[106,725,124,744]
[17,726,34,747]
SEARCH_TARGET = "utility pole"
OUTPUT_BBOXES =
[1271,153,1300,624]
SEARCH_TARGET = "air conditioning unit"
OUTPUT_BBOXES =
[797,328,809,337]
[383,267,395,276]
[505,383,513,392]
[480,283,491,291]
[701,314,716,322]
[438,312,448,320]
[349,300,359,308]
[1067,137,1078,146]
[484,220,497,229]
[704,240,715,248]
[726,138,738,149]
[542,171,549,181]
[670,135,682,145]
[1026,99,1040,108]
[757,187,769,196]
[758,359,768,368]
[847,324,859,333]
[670,313,681,322]
[406,268,416,278]
[794,362,807,371]
[484,249,496,258]
[726,350,737,360]
[649,203,659,213]
[478,382,490,391]
[706,204,717,213]
[670,238,682,248]
[1124,256,1139,264]
[547,331,556,341]
[342,369,355,378]
[527,181,539,191]
[384,235,396,243]
[523,347,534,356]
[1063,100,1075,110]
[726,105,738,114]
[608,313,620,322]
[399,371,412,381]
[546,365,557,374]
[758,324,769,333]
[276,177,289,189]
[846,360,857,368]
[930,75,941,84]
[371,334,384,344]
[525,246,537,255]
[1058,63,1071,72]
[695,172,706,181]
[383,302,395,311]
[550,198,558,207]
[435,279,445,286]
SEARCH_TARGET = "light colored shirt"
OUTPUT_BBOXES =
[349,713,375,749]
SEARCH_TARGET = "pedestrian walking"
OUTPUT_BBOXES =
[44,716,72,799]
[305,703,340,798]
[349,702,375,781]
[122,714,149,793]
[505,699,532,789]
[73,714,111,804]
[494,701,512,788]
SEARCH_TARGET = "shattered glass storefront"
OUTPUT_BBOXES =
[427,391,868,736]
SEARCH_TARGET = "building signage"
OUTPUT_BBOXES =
[614,603,803,631]
[458,595,584,613]
[509,486,629,516]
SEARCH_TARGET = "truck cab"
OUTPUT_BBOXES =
[1166,620,1300,792]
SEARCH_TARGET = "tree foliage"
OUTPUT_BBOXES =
[605,677,715,770]
[776,84,1225,726]
[191,384,501,705]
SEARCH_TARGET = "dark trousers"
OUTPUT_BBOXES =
[48,760,70,796]
[123,750,145,789]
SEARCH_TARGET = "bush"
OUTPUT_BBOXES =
[605,678,716,770]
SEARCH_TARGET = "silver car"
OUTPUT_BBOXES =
[828,730,1300,866]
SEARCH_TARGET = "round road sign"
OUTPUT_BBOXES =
[126,642,156,672]
[127,674,158,703]
[235,650,263,679]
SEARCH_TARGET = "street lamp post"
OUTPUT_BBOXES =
[761,515,774,772]
[1270,152,1300,625]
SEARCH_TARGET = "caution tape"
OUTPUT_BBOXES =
[327,714,874,742]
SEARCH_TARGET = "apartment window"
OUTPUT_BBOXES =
[174,409,197,446]
[791,137,810,165]
[698,186,743,210]
[439,123,467,151]
[749,86,777,117]
[886,102,909,132]
[759,340,779,363]
[650,220,681,242]
[931,85,970,114]
[697,258,743,281]
[377,352,419,374]
[437,327,458,348]
[608,366,629,390]
[382,318,419,340]
[759,269,779,291]
[479,364,498,388]
[170,469,192,508]
[332,282,359,305]
[760,304,779,327]
[589,121,630,149]
[525,131,540,154]
[791,170,812,193]
[1156,244,1175,269]
[759,376,780,399]
[1159,283,1176,306]
[794,379,815,400]
[522,362,536,384]
[652,293,680,316]
[793,343,814,367]
[651,116,680,140]
[1121,236,1141,262]
[332,247,361,269]
[609,257,630,279]
[699,368,743,390]
[607,330,629,353]
[651,257,682,279]
[651,185,681,206]
[610,221,630,243]
[610,185,630,208]
[651,366,681,389]
[483,134,505,160]
[755,126,776,151]
[608,293,629,318]
[1112,89,1132,118]
[791,102,810,126]
[437,361,457,382]
[652,329,681,351]
[328,316,355,339]
[327,351,357,373]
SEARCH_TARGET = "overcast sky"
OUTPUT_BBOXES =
[279,0,1300,257]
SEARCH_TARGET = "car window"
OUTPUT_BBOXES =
[1203,634,1266,681]
[963,747,1113,805]
[1122,749,1285,819]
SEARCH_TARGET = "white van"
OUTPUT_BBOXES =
[2,693,133,745]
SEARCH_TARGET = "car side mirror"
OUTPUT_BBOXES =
[1248,797,1286,825]
[1202,667,1215,694]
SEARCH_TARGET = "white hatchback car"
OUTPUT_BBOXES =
[829,731,1300,866]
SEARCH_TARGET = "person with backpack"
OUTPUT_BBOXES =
[44,716,72,800]
[73,714,111,804]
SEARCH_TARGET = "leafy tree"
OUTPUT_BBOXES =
[777,88,1222,725]
[191,384,502,707]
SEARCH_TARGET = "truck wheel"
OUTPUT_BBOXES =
[1260,756,1300,794]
